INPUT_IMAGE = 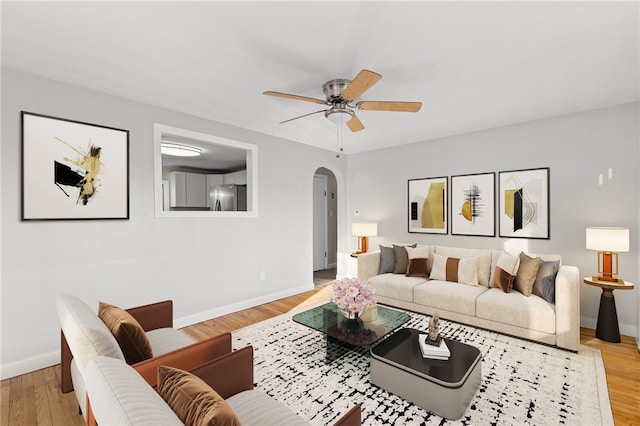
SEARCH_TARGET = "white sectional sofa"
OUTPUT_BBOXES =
[357,245,580,351]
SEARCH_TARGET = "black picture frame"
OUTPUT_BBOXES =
[451,172,496,237]
[498,167,550,239]
[408,176,448,234]
[22,111,130,220]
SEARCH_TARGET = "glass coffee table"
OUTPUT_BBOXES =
[292,302,410,360]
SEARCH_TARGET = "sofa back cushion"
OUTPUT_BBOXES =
[434,246,492,286]
[98,302,154,364]
[56,293,125,374]
[85,356,183,426]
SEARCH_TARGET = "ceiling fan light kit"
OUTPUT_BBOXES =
[264,69,422,133]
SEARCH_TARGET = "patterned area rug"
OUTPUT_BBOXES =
[232,304,612,425]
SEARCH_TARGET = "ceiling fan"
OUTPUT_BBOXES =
[263,69,422,132]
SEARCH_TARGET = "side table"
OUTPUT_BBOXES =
[583,277,634,343]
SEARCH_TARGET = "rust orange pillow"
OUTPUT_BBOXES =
[98,302,153,364]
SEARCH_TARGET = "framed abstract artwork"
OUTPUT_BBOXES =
[22,112,130,220]
[408,176,448,234]
[498,167,550,239]
[451,172,495,237]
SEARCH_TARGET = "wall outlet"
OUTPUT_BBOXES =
[260,271,266,281]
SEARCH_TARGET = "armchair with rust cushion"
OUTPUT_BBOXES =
[57,293,232,417]
[85,348,361,426]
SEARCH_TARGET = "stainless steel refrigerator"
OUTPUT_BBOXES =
[209,185,247,211]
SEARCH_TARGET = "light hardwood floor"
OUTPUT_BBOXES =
[2,285,638,426]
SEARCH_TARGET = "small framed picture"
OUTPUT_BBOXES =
[498,167,550,239]
[451,172,495,237]
[408,176,448,234]
[22,112,130,220]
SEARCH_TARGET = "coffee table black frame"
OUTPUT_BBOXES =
[292,302,410,360]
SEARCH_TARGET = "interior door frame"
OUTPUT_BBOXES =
[313,173,328,271]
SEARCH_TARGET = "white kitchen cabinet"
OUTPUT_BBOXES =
[223,170,247,185]
[169,171,207,208]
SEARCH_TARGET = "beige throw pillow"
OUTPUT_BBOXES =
[514,253,542,296]
[157,365,241,426]
[406,245,430,259]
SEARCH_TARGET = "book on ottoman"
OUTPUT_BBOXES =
[418,334,450,360]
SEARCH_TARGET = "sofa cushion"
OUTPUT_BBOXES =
[85,356,183,426]
[413,280,488,316]
[434,246,492,286]
[533,260,560,304]
[146,328,196,356]
[98,302,153,364]
[476,288,556,334]
[226,390,308,426]
[429,254,479,286]
[514,253,542,297]
[393,244,416,274]
[368,273,428,302]
[157,365,241,426]
[56,293,125,374]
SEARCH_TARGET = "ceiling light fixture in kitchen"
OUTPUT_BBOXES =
[161,142,202,157]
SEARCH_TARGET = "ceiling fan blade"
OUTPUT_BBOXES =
[340,69,382,101]
[346,114,365,132]
[264,91,327,105]
[279,109,327,124]
[356,101,422,112]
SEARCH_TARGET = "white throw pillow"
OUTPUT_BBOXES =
[429,253,479,285]
[406,245,430,259]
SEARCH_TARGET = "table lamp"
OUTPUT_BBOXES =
[586,227,629,283]
[352,222,377,254]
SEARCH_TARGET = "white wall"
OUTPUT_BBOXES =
[0,68,348,378]
[347,102,640,338]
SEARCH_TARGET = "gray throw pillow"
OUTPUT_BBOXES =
[379,245,395,274]
[393,244,416,274]
[532,260,560,304]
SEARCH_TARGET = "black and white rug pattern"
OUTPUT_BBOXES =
[232,305,612,425]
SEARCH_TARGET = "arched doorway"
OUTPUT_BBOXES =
[313,167,337,286]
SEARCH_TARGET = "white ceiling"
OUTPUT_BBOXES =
[2,1,638,155]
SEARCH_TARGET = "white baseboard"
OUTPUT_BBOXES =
[1,350,59,380]
[0,284,313,380]
[173,284,312,329]
[581,316,638,340]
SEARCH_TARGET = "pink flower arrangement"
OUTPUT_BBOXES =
[331,277,377,319]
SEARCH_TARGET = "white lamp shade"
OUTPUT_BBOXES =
[352,222,378,237]
[586,227,629,252]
